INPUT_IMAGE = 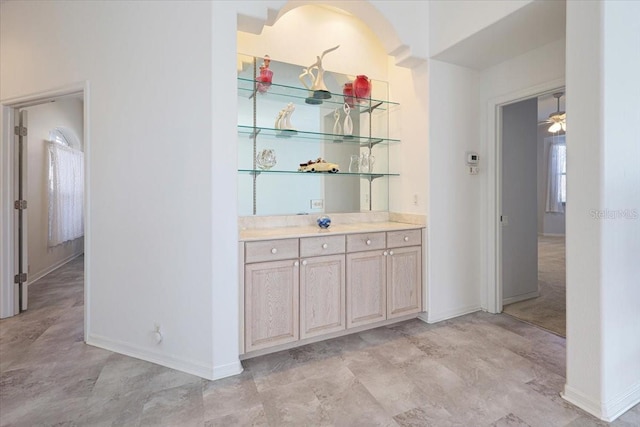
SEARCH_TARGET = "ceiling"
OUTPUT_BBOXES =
[433,0,566,70]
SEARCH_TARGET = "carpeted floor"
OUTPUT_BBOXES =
[503,236,566,337]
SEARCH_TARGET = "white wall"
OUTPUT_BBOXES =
[600,0,640,416]
[1,1,221,378]
[564,0,640,420]
[24,98,84,283]
[501,98,539,302]
[427,59,481,321]
[429,0,534,57]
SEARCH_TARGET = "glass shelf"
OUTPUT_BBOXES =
[238,169,399,179]
[238,77,398,113]
[237,125,399,146]
[238,53,397,216]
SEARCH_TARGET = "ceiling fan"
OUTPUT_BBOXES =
[539,92,566,133]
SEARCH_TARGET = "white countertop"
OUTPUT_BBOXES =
[239,221,424,241]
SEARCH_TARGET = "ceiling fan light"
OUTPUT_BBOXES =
[549,122,562,133]
[561,122,566,131]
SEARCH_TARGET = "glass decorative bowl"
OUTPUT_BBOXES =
[256,149,276,170]
[317,215,331,229]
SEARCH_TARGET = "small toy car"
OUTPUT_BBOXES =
[298,158,339,173]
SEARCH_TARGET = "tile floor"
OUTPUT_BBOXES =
[1,256,638,426]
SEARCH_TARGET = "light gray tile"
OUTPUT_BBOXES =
[202,369,260,419]
[205,403,268,427]
[489,412,532,427]
[393,406,454,427]
[309,366,397,427]
[260,378,325,426]
[139,383,204,427]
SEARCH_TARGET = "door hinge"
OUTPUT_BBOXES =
[14,200,27,210]
[14,125,27,137]
[14,273,27,284]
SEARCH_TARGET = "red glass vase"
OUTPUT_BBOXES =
[353,75,371,100]
[343,82,355,107]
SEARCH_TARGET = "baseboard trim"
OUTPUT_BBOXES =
[562,382,640,422]
[602,382,640,421]
[562,385,602,419]
[87,333,215,380]
[28,251,83,285]
[503,290,539,306]
[213,360,244,380]
[427,304,481,323]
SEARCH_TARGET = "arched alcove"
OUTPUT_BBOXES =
[237,1,425,68]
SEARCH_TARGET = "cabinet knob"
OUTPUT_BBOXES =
[271,248,278,254]
[389,250,394,256]
[404,236,409,242]
[366,239,371,245]
[302,260,308,266]
[294,261,299,267]
[322,243,328,249]
[383,251,388,256]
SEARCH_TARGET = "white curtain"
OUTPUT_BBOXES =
[546,138,566,213]
[48,142,84,246]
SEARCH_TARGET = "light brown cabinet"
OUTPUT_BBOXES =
[346,250,387,328]
[244,259,299,352]
[300,254,346,339]
[242,227,423,356]
[347,229,422,327]
[387,246,422,318]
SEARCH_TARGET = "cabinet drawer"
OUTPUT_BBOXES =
[387,229,422,248]
[245,238,299,263]
[347,232,386,253]
[300,235,345,258]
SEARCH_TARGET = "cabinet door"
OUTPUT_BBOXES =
[346,251,386,328]
[300,254,346,339]
[387,246,422,318]
[245,259,299,352]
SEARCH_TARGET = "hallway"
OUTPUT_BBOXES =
[1,257,638,426]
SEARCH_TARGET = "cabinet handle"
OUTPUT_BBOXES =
[302,260,308,266]
[294,261,299,267]
[383,251,388,256]
[322,243,328,249]
[404,236,409,242]
[366,239,371,245]
[271,248,278,254]
[389,250,394,256]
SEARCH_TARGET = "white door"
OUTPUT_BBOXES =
[501,98,539,306]
[14,109,29,312]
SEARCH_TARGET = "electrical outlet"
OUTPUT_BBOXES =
[310,199,324,209]
[413,194,418,206]
[468,166,479,175]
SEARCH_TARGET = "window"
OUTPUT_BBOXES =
[48,128,84,246]
[546,135,566,213]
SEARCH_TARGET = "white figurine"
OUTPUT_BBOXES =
[282,102,295,130]
[343,103,353,137]
[274,110,284,130]
[333,108,342,135]
[299,45,340,101]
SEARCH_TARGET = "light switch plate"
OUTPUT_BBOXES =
[310,199,324,209]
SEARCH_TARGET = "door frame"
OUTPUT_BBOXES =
[0,82,90,339]
[485,77,565,314]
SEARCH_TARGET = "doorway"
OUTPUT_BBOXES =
[498,90,567,336]
[0,86,87,328]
